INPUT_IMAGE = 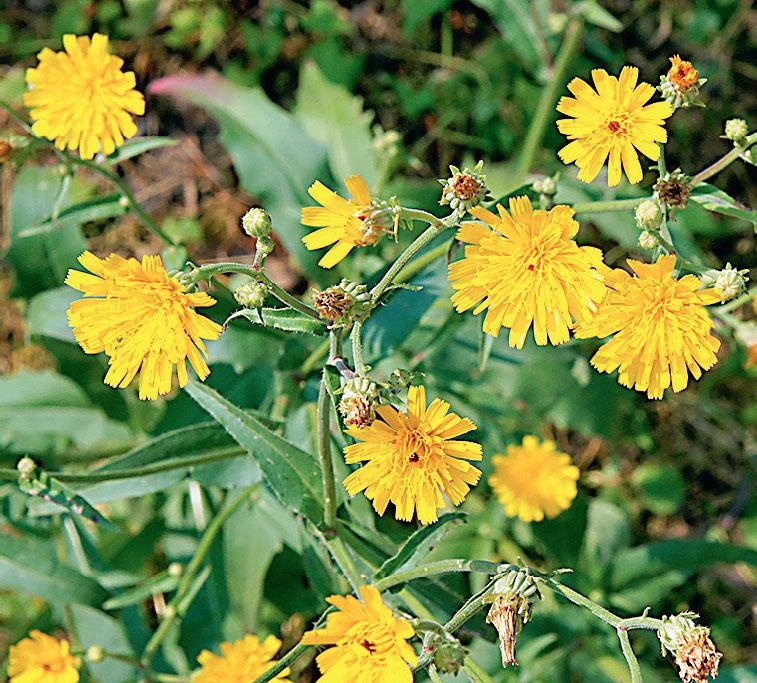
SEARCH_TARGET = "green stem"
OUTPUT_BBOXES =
[141,487,253,667]
[542,578,622,628]
[318,332,341,532]
[189,262,319,319]
[251,643,307,683]
[301,338,330,376]
[350,320,368,375]
[516,18,584,177]
[620,617,664,630]
[325,535,364,591]
[691,132,757,186]
[618,628,642,683]
[571,198,645,214]
[394,239,454,285]
[374,559,491,591]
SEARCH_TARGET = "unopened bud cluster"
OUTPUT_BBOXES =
[700,263,749,301]
[338,376,381,428]
[484,569,540,668]
[654,169,691,212]
[314,280,371,328]
[532,175,557,197]
[659,55,706,110]
[658,612,722,683]
[439,161,490,213]
[241,207,273,239]
[723,118,749,144]
[234,281,268,309]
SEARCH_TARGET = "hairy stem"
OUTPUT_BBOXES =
[318,332,342,532]
[618,628,643,683]
[571,198,645,214]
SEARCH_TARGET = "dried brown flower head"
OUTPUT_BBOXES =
[315,289,354,322]
[486,595,523,667]
[675,631,722,683]
[655,173,691,211]
[339,393,375,428]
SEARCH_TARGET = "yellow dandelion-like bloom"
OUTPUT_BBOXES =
[448,196,606,349]
[194,634,291,683]
[8,630,81,683]
[302,175,385,268]
[668,55,699,91]
[302,585,418,683]
[343,385,482,525]
[575,254,722,399]
[489,436,580,523]
[65,251,222,400]
[24,34,145,160]
[556,66,673,186]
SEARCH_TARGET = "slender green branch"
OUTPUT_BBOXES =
[318,332,342,532]
[691,132,757,186]
[541,578,622,627]
[618,628,642,683]
[350,320,368,375]
[571,198,645,214]
[516,18,584,177]
[141,487,254,668]
[394,239,454,285]
[374,559,493,591]
[620,616,664,630]
[251,642,307,683]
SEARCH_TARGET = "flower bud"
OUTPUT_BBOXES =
[255,236,275,258]
[658,55,706,110]
[314,280,371,327]
[432,640,467,675]
[634,199,662,230]
[658,613,722,683]
[638,230,659,250]
[241,208,272,238]
[17,456,36,480]
[439,160,490,213]
[167,562,183,577]
[338,376,381,428]
[234,281,268,309]
[654,169,691,212]
[724,118,748,143]
[86,645,105,663]
[713,263,749,301]
[532,176,557,196]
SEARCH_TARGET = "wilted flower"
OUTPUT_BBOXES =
[302,585,417,683]
[557,66,673,185]
[313,279,370,327]
[654,169,692,211]
[24,34,145,159]
[338,376,381,428]
[9,630,81,683]
[194,634,291,683]
[658,612,722,683]
[343,385,482,525]
[439,160,490,212]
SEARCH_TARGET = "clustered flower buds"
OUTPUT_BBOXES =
[654,169,692,212]
[659,55,707,109]
[635,198,662,231]
[234,281,268,309]
[532,175,557,197]
[313,280,371,328]
[658,612,723,683]
[439,160,490,213]
[484,569,540,668]
[700,263,749,301]
[338,376,381,428]
[723,118,748,144]
[241,207,273,239]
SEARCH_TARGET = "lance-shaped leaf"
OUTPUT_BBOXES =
[228,307,327,335]
[104,136,177,165]
[690,183,757,226]
[17,193,128,237]
[184,381,324,523]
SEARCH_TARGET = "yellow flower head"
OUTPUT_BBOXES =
[343,385,482,525]
[489,436,579,523]
[575,254,722,399]
[65,251,222,400]
[448,196,606,349]
[557,66,673,186]
[194,634,291,683]
[668,55,699,91]
[302,585,418,683]
[24,34,145,160]
[8,630,81,683]
[302,175,386,268]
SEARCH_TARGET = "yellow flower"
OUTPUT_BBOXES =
[556,66,673,186]
[194,634,291,683]
[8,630,81,683]
[65,251,222,400]
[343,385,482,525]
[668,55,699,91]
[302,585,418,683]
[489,436,579,523]
[575,254,722,399]
[24,34,145,160]
[301,175,385,268]
[448,196,606,349]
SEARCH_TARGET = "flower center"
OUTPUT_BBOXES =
[401,429,433,465]
[607,120,620,133]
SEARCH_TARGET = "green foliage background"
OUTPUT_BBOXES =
[0,1,754,681]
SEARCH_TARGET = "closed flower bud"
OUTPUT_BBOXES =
[635,199,662,230]
[168,562,183,577]
[654,170,691,211]
[638,230,659,250]
[713,263,749,301]
[724,118,748,143]
[432,640,467,674]
[86,645,105,663]
[439,160,490,213]
[338,376,380,428]
[314,280,371,327]
[658,56,706,110]
[658,613,722,683]
[532,176,557,196]
[17,456,36,480]
[234,281,267,309]
[241,207,272,238]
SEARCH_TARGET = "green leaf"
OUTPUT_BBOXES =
[103,571,180,610]
[574,1,623,32]
[26,286,79,343]
[230,307,327,335]
[149,73,327,279]
[295,60,381,190]
[184,381,324,522]
[631,463,685,515]
[0,534,108,607]
[377,512,466,579]
[690,183,757,226]
[610,540,757,589]
[17,193,127,238]
[69,605,136,683]
[0,369,88,407]
[580,500,630,576]
[104,135,177,165]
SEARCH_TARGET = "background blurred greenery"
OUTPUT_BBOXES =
[0,1,755,681]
